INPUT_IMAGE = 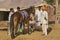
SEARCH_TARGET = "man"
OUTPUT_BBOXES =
[16,7,22,32]
[8,8,14,35]
[17,7,20,12]
[17,7,28,19]
[16,7,28,32]
[41,5,48,36]
[8,8,14,23]
[39,6,43,25]
[29,12,36,32]
[34,6,41,26]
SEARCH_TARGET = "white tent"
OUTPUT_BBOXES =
[0,0,43,11]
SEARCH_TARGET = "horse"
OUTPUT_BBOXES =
[10,12,23,39]
[10,9,32,39]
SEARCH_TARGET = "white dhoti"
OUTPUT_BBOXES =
[42,23,48,36]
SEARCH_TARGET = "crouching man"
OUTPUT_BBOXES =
[29,13,36,32]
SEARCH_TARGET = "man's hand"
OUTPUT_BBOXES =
[44,17,47,20]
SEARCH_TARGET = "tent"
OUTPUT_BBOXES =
[0,0,43,11]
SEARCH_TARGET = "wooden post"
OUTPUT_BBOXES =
[55,0,58,24]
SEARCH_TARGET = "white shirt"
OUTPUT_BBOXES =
[41,11,48,24]
[39,10,43,21]
[8,12,14,22]
[21,10,28,19]
[35,9,41,21]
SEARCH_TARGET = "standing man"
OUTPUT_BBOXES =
[16,7,23,32]
[8,8,14,35]
[17,7,28,19]
[16,7,28,32]
[17,7,20,12]
[34,6,41,26]
[41,5,48,36]
[39,6,43,25]
[17,7,24,19]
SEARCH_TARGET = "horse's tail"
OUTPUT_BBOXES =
[10,14,15,39]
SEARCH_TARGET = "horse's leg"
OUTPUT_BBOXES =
[19,17,23,33]
[22,20,26,33]
[27,20,30,33]
[13,17,18,36]
[14,21,18,34]
[25,19,31,34]
[10,16,18,39]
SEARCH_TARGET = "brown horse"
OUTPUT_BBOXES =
[10,6,35,39]
[10,12,23,39]
[10,9,31,39]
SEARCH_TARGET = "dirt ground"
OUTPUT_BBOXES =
[0,24,60,40]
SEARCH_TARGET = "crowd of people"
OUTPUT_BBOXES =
[8,4,48,36]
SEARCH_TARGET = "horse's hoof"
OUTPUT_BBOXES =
[28,31,32,34]
[11,34,15,39]
[31,29,34,32]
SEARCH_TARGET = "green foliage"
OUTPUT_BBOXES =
[45,0,60,4]
[58,0,60,4]
[45,0,54,4]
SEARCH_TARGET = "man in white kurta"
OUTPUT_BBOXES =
[35,7,41,26]
[8,8,14,35]
[8,11,14,22]
[41,10,48,36]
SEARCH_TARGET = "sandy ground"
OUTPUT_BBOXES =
[0,23,60,40]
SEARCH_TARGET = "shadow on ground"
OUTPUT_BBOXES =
[14,27,43,39]
[0,28,8,31]
[47,27,52,34]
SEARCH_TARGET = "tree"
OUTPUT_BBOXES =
[45,0,54,5]
[58,0,60,4]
